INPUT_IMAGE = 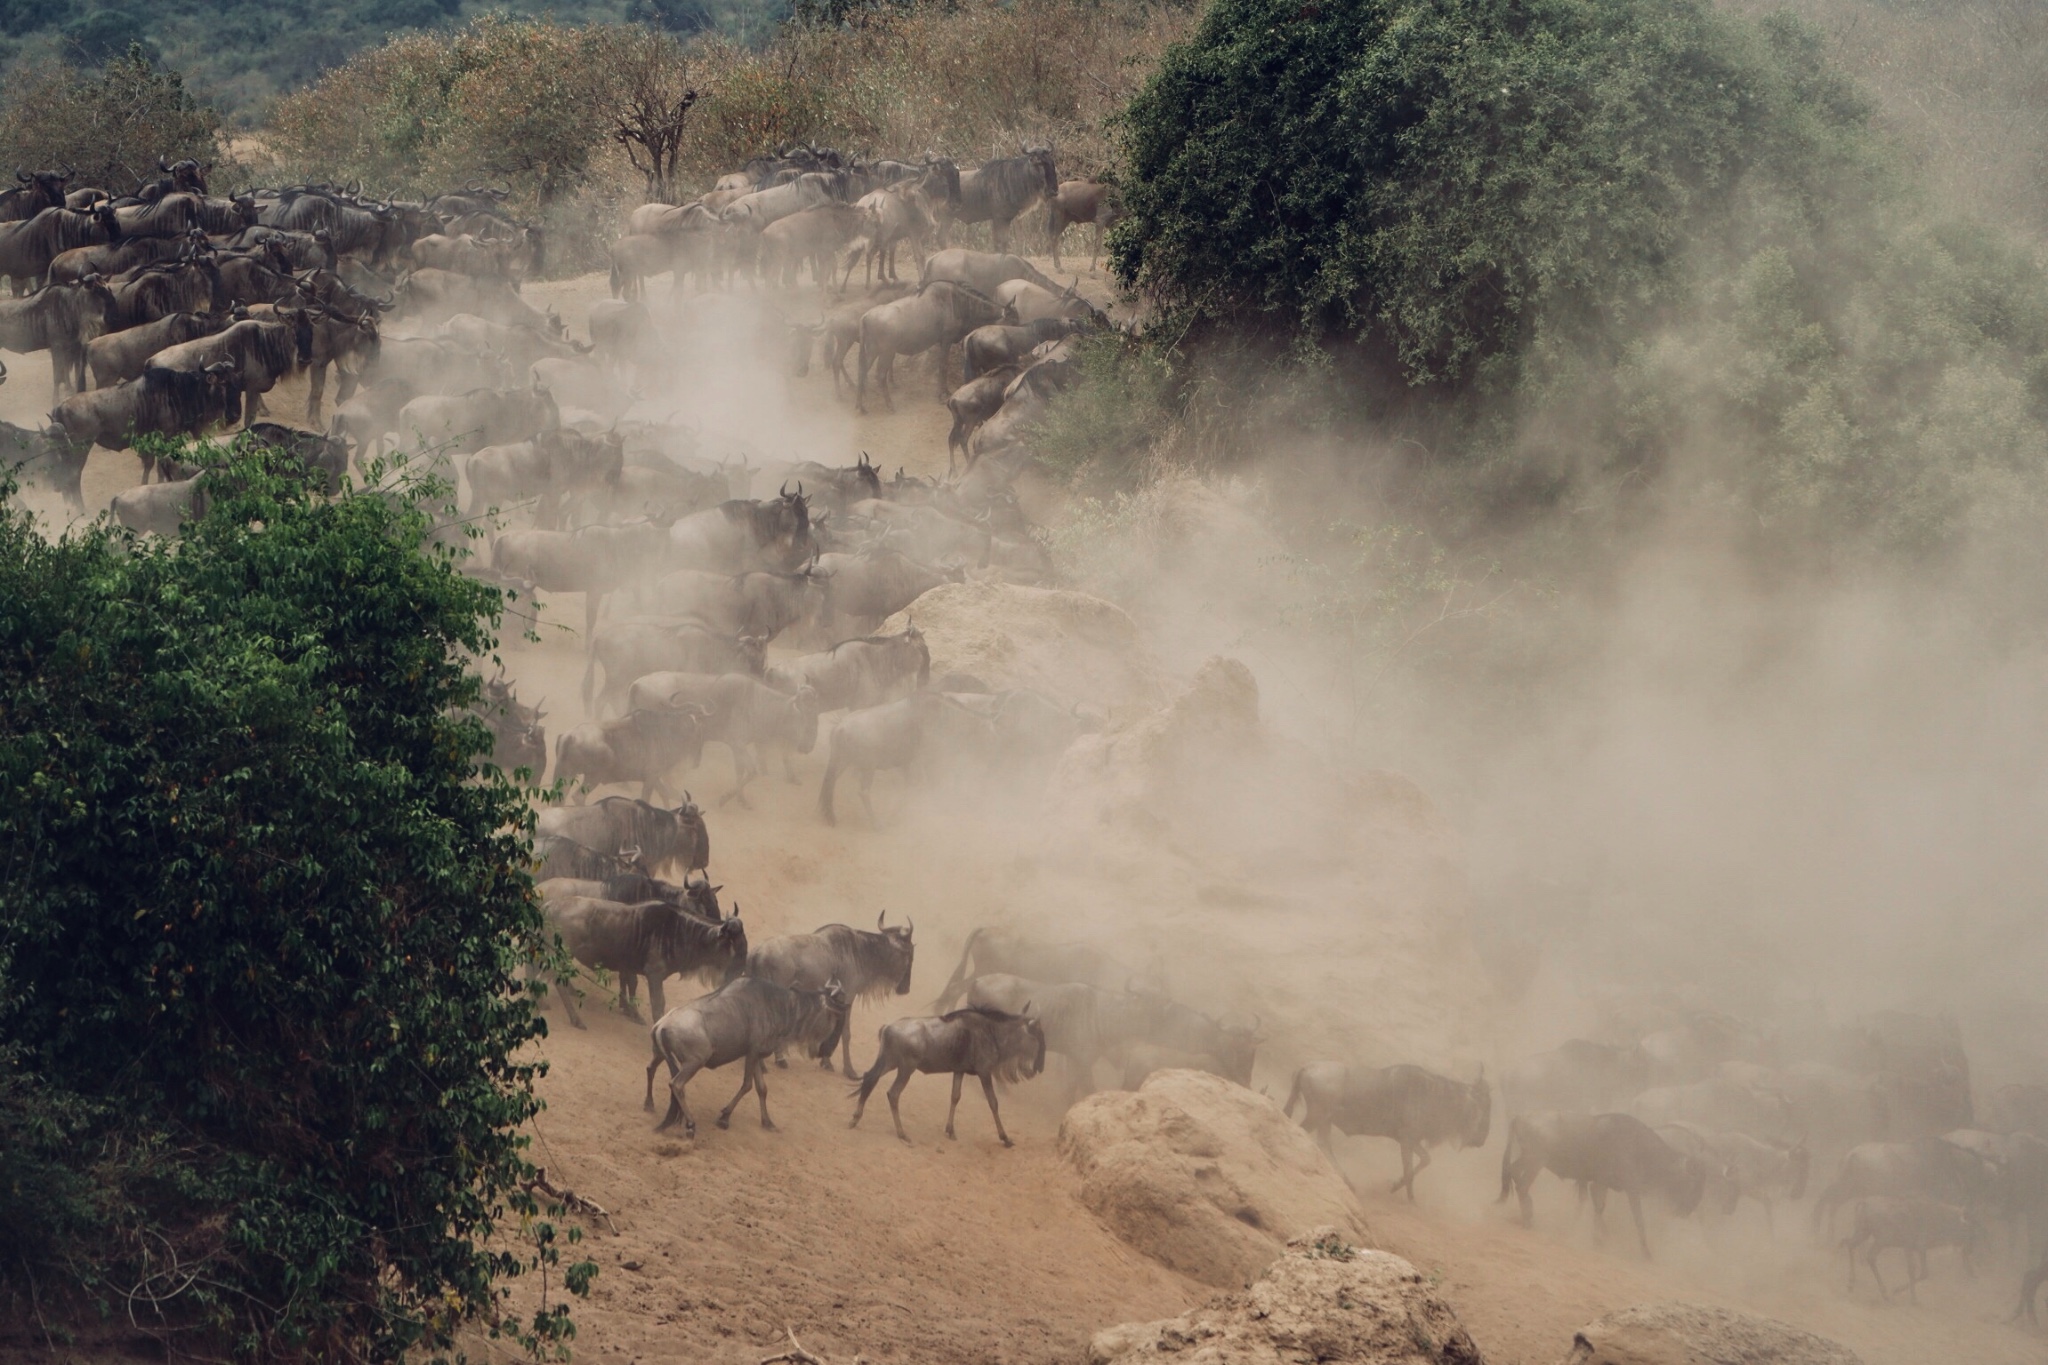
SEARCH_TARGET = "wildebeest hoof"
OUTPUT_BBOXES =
[570,1018,588,1030]
[1000,1137,1014,1148]
[761,1118,778,1131]
[775,1058,790,1069]
[620,1007,644,1024]
[715,1113,732,1129]
[897,1132,913,1144]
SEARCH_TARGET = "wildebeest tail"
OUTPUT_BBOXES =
[932,926,983,1011]
[1283,1067,1305,1119]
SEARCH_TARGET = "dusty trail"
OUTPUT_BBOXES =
[14,265,2048,1365]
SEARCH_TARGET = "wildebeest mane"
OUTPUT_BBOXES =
[965,152,1056,222]
[945,1005,1042,1083]
[141,363,229,430]
[817,924,912,1001]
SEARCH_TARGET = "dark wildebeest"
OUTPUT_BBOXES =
[1502,1039,1652,1115]
[535,794,709,877]
[961,316,1089,380]
[47,232,192,286]
[766,453,882,517]
[809,550,961,637]
[769,624,931,712]
[918,247,1061,301]
[1811,1138,1999,1234]
[642,567,827,643]
[491,520,668,641]
[241,421,350,494]
[1497,1111,1709,1258]
[532,834,646,884]
[1046,179,1121,271]
[932,926,1147,1010]
[1843,1196,1979,1302]
[0,205,116,295]
[747,911,916,1076]
[645,976,852,1138]
[666,489,816,575]
[1655,1122,1810,1231]
[554,705,709,804]
[0,168,70,225]
[542,892,746,1027]
[260,190,409,266]
[49,363,235,461]
[583,617,766,715]
[948,147,1058,253]
[966,972,1158,1100]
[624,672,821,805]
[944,366,1019,472]
[846,497,991,568]
[437,311,587,371]
[850,1005,1046,1147]
[101,257,226,332]
[473,672,546,776]
[854,281,1006,411]
[144,314,312,428]
[1285,1062,1492,1201]
[816,690,997,825]
[0,276,113,401]
[86,309,233,390]
[0,388,85,515]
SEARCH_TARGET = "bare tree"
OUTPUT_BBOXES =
[604,29,699,205]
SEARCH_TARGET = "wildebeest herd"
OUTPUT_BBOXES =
[9,147,2045,1329]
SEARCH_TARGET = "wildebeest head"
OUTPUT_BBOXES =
[807,976,854,1059]
[878,909,915,994]
[716,914,749,983]
[1023,144,1058,199]
[683,871,724,921]
[14,167,68,212]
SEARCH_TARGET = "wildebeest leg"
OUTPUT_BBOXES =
[1394,1141,1430,1201]
[1587,1183,1606,1231]
[584,590,607,648]
[1626,1191,1653,1260]
[859,768,877,825]
[944,1071,964,1140]
[554,973,587,1029]
[838,1006,859,1078]
[886,1066,915,1142]
[753,1055,778,1130]
[617,971,644,1023]
[307,361,327,424]
[715,1056,756,1129]
[661,1062,701,1137]
[646,970,667,1025]
[1868,1245,1889,1301]
[980,1072,1013,1147]
[2013,1257,2048,1323]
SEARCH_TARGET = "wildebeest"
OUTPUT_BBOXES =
[962,317,1089,380]
[966,972,1156,1099]
[667,489,815,574]
[111,471,209,538]
[47,232,192,286]
[584,617,766,714]
[260,191,413,265]
[554,705,709,804]
[625,672,821,804]
[642,567,826,642]
[809,549,960,636]
[1046,179,1121,271]
[932,926,1146,1010]
[535,793,709,877]
[493,520,670,641]
[241,421,350,494]
[1654,1122,1810,1231]
[395,380,557,458]
[1843,1196,1979,1302]
[816,691,996,824]
[850,1005,1046,1146]
[465,427,623,525]
[0,205,116,295]
[944,367,1019,472]
[86,309,233,390]
[817,282,915,393]
[588,297,657,373]
[764,452,882,517]
[144,314,312,428]
[100,257,226,332]
[995,278,1101,326]
[1137,998,1262,1088]
[394,266,555,330]
[532,833,646,883]
[855,281,1006,411]
[0,389,84,515]
[0,168,69,225]
[720,172,842,233]
[841,181,940,286]
[49,363,235,459]
[846,497,991,568]
[947,148,1058,253]
[918,247,1060,302]
[769,625,930,712]
[1503,1039,1652,1115]
[542,893,747,1027]
[472,671,546,776]
[1987,1082,2048,1137]
[1629,1077,1793,1141]
[747,911,916,1075]
[0,277,114,401]
[645,976,852,1137]
[1498,1111,1709,1258]
[758,202,865,287]
[1811,1138,1999,1234]
[1285,1062,1492,1201]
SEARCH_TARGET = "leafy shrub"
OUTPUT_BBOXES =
[0,448,585,1358]
[0,47,223,194]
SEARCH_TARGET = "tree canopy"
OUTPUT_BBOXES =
[0,448,587,1358]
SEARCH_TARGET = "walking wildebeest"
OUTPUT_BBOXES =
[816,691,997,824]
[641,567,826,642]
[944,366,1019,472]
[532,834,646,884]
[49,363,236,461]
[1046,179,1121,271]
[1811,1138,1998,1234]
[946,148,1057,253]
[933,927,1147,1010]
[917,247,1061,304]
[111,471,210,538]
[850,1005,1045,1146]
[1503,1039,1652,1115]
[144,313,312,428]
[585,617,767,714]
[645,976,852,1138]
[535,794,709,877]
[1285,1062,1492,1201]
[768,625,931,712]
[962,317,1089,380]
[854,281,1006,411]
[1843,1196,1979,1302]
[667,488,816,574]
[1498,1111,1709,1258]
[624,672,820,804]
[966,973,1158,1100]
[1655,1122,1809,1230]
[86,309,234,390]
[492,519,669,641]
[554,705,709,805]
[542,893,747,1027]
[747,911,916,1075]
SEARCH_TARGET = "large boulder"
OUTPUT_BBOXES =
[1059,1069,1367,1287]
[1088,1226,1485,1365]
[1556,1303,1863,1365]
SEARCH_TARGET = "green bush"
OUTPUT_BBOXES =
[0,47,223,194]
[0,448,586,1358]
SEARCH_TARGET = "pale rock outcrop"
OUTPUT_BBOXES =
[1556,1302,1863,1365]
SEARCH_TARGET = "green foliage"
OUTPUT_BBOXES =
[0,448,585,1358]
[0,47,223,194]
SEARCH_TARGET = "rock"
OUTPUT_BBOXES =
[1088,1226,1484,1365]
[1058,1069,1367,1287]
[881,579,1165,713]
[1557,1303,1863,1365]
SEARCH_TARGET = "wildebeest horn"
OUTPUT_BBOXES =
[158,156,171,172]
[59,163,72,179]
[780,479,791,496]
[906,916,913,936]
[14,169,29,183]
[877,910,886,929]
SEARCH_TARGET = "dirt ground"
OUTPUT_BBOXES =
[16,264,2048,1365]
